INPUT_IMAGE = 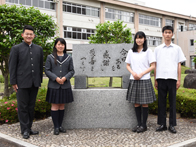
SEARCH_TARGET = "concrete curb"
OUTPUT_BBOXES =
[168,138,196,147]
[0,133,38,147]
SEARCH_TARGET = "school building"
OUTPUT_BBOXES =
[1,0,196,68]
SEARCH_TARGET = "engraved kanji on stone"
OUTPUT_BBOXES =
[102,50,111,66]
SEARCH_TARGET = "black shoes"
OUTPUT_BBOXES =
[30,130,39,135]
[54,128,60,135]
[23,131,30,139]
[132,125,140,132]
[168,125,177,133]
[59,126,66,133]
[137,126,147,133]
[132,125,147,133]
[156,125,167,132]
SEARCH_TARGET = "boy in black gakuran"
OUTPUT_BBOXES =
[154,26,186,133]
[9,25,43,139]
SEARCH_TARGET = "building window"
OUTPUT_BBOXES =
[166,19,174,27]
[147,36,162,46]
[139,14,161,27]
[6,0,55,10]
[189,24,196,31]
[63,2,99,17]
[190,39,194,46]
[105,8,134,23]
[64,26,95,40]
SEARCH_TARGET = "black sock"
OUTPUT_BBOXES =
[142,107,148,128]
[59,109,65,127]
[135,106,141,126]
[51,110,59,129]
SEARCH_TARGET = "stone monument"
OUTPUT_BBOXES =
[62,44,137,129]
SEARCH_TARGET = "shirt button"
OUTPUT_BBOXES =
[60,71,62,72]
[32,64,33,66]
[30,52,32,54]
[32,70,34,72]
[31,58,33,60]
[60,65,62,67]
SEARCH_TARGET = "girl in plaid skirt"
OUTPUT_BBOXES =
[125,31,156,133]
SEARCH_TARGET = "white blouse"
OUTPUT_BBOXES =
[125,48,156,80]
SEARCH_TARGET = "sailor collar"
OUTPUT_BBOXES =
[50,54,70,65]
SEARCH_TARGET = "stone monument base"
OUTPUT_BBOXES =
[62,88,137,129]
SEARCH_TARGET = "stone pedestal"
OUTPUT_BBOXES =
[183,74,196,89]
[62,89,137,129]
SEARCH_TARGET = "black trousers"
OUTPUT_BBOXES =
[157,79,177,126]
[16,85,38,133]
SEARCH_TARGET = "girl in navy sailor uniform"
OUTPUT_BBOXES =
[45,38,74,135]
[125,31,156,133]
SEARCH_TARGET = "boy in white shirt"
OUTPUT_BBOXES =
[154,26,186,133]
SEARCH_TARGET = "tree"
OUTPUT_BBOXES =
[0,4,57,97]
[89,20,132,87]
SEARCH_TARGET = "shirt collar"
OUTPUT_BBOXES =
[163,42,174,48]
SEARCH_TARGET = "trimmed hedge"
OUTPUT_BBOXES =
[149,88,196,118]
[0,88,51,124]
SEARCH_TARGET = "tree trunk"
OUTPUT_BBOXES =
[0,57,14,98]
[109,77,113,87]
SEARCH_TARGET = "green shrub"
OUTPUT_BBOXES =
[0,75,4,83]
[0,88,51,124]
[149,88,196,118]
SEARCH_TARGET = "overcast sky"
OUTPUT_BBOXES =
[139,0,196,17]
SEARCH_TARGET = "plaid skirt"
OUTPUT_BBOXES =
[126,79,156,104]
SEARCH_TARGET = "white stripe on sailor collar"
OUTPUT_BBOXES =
[50,54,70,65]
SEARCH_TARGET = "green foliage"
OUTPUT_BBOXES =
[0,88,51,124]
[89,20,132,44]
[149,88,196,118]
[0,4,57,97]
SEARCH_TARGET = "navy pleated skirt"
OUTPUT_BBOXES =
[46,87,74,104]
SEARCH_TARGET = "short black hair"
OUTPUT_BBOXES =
[132,31,148,52]
[23,25,34,33]
[162,26,173,33]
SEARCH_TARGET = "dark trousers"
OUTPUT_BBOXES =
[16,85,38,133]
[157,79,177,126]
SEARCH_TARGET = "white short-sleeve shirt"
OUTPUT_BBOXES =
[125,48,156,80]
[154,43,186,80]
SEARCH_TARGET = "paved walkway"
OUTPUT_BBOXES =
[0,114,196,147]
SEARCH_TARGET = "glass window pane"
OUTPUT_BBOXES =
[67,32,71,38]
[73,28,77,31]
[26,0,31,6]
[63,5,66,11]
[77,28,81,32]
[39,1,44,8]
[73,32,77,39]
[82,8,86,15]
[67,5,71,12]
[86,8,90,15]
[82,33,87,39]
[64,32,67,38]
[92,30,94,33]
[72,6,76,13]
[50,3,55,10]
[15,0,18,3]
[87,29,91,33]
[19,0,25,5]
[33,0,38,7]
[77,7,81,14]
[87,34,91,39]
[45,1,50,9]
[77,33,81,39]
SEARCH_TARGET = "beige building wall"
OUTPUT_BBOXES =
[0,0,5,5]
[178,31,196,68]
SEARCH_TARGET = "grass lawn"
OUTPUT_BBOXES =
[41,74,187,89]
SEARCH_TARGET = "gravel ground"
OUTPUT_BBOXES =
[0,114,196,147]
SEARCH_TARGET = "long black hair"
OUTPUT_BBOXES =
[132,31,148,52]
[53,38,67,64]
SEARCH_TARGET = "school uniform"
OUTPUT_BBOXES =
[9,41,43,134]
[125,48,156,104]
[155,42,186,126]
[45,53,75,104]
